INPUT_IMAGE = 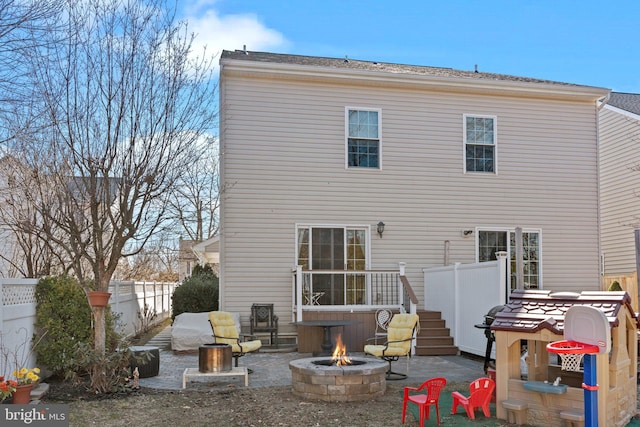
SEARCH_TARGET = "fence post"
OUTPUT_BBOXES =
[453,262,461,347]
[496,251,508,305]
[162,282,166,317]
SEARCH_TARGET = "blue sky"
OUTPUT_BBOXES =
[181,1,640,93]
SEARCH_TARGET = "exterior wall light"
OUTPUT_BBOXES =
[377,221,385,238]
[463,229,474,236]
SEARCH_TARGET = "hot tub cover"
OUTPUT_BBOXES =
[171,312,240,351]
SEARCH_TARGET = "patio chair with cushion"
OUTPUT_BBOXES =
[364,313,419,380]
[208,311,262,369]
[402,377,447,426]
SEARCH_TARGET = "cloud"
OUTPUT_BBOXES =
[184,6,287,61]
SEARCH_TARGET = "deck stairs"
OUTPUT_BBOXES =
[414,310,458,356]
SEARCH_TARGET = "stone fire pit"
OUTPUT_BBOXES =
[289,356,388,402]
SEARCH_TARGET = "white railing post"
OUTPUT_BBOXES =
[453,262,461,347]
[398,262,407,309]
[295,265,303,321]
[496,251,508,305]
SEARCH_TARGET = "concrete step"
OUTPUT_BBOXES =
[145,326,172,350]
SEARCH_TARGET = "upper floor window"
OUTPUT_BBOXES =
[464,115,496,173]
[346,108,381,169]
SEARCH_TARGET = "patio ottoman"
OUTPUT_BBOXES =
[129,345,160,378]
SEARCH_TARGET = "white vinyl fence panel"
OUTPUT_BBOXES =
[0,278,176,378]
[109,281,176,337]
[423,255,506,357]
[0,279,38,378]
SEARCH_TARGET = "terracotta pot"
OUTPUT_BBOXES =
[87,291,111,307]
[11,384,32,404]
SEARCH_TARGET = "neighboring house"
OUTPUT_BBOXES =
[192,235,220,267]
[178,238,198,280]
[178,236,220,280]
[218,50,610,350]
[598,92,640,292]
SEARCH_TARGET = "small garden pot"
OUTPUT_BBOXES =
[11,384,32,404]
[87,291,111,307]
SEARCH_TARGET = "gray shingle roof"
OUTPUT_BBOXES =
[608,92,640,115]
[221,50,605,90]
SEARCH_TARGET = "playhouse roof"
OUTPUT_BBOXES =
[490,289,638,334]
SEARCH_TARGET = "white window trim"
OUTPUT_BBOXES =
[474,226,543,289]
[463,114,498,175]
[345,107,382,170]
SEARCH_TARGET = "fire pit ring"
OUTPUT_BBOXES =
[289,356,388,402]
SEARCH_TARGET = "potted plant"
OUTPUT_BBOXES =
[0,376,17,403]
[87,290,111,307]
[10,367,40,404]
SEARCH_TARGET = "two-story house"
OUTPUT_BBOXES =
[599,91,640,305]
[218,50,610,351]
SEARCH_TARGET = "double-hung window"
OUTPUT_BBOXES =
[346,108,381,169]
[464,115,496,173]
[297,226,368,305]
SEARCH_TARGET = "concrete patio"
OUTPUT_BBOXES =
[137,326,487,391]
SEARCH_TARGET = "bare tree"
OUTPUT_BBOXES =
[0,155,67,277]
[0,0,62,108]
[6,0,217,372]
[115,235,179,281]
[167,138,221,241]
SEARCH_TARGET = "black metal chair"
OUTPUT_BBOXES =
[250,304,278,347]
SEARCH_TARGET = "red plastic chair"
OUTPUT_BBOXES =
[402,377,447,426]
[450,377,495,420]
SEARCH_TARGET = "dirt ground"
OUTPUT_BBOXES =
[46,382,432,427]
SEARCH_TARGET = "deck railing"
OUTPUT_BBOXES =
[292,262,417,321]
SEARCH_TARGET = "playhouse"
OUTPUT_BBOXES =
[491,290,638,426]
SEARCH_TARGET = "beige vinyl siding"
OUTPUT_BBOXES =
[599,106,640,275]
[220,70,602,329]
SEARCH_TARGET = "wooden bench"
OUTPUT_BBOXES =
[502,400,528,425]
[559,410,584,427]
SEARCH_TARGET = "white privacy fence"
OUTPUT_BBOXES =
[0,278,176,378]
[0,279,38,378]
[108,281,176,337]
[423,252,508,357]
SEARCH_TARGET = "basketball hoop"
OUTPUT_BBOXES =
[547,340,599,372]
